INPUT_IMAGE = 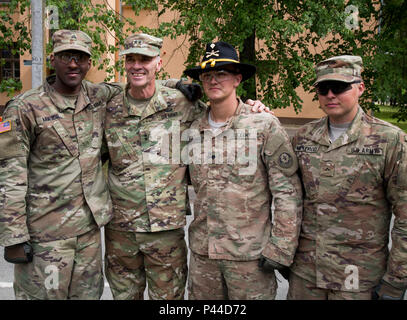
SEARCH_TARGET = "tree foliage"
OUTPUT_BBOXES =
[369,0,407,120]
[0,0,405,116]
[0,0,30,96]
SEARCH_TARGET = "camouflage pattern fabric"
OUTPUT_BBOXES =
[291,107,407,292]
[188,252,277,300]
[187,100,303,266]
[52,29,93,55]
[287,272,372,300]
[119,33,163,57]
[104,228,187,300]
[313,55,362,85]
[0,75,121,246]
[104,81,205,300]
[104,80,206,233]
[14,228,103,300]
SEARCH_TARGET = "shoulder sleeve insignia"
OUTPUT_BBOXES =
[278,152,293,168]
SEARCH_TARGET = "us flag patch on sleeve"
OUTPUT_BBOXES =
[0,120,11,133]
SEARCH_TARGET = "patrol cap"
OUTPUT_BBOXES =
[52,30,92,56]
[119,33,163,57]
[313,55,363,86]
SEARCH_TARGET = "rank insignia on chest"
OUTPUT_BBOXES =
[295,145,318,153]
[0,120,11,133]
[321,160,335,177]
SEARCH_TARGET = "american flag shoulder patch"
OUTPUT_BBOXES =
[0,120,11,133]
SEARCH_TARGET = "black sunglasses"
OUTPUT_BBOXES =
[316,80,361,96]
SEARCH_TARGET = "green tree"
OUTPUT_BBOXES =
[151,0,379,111]
[0,0,30,96]
[1,0,406,117]
[369,0,407,121]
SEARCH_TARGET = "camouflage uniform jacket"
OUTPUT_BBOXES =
[291,107,407,291]
[104,81,206,233]
[0,76,120,246]
[188,100,303,265]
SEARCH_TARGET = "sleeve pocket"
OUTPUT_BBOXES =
[0,119,26,160]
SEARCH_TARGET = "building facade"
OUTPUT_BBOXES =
[0,1,324,122]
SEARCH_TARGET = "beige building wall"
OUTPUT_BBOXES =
[1,2,324,121]
[120,5,190,81]
[272,87,326,120]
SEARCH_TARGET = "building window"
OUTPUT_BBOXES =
[0,46,20,80]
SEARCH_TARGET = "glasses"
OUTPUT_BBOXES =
[316,80,361,96]
[56,52,89,65]
[199,70,237,83]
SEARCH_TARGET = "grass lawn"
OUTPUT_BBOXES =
[373,105,407,133]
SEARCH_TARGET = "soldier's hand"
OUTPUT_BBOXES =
[246,99,274,114]
[258,255,289,280]
[176,80,203,102]
[372,280,406,300]
[4,242,33,264]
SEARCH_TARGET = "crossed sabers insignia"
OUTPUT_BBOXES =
[205,49,220,58]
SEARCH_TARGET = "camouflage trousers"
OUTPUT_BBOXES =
[14,228,103,300]
[287,272,372,300]
[188,252,277,300]
[104,228,187,300]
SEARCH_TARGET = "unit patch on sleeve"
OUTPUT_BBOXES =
[278,152,294,169]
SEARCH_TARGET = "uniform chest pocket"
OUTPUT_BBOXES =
[338,151,384,200]
[52,122,79,157]
[105,127,140,172]
[220,163,256,184]
[141,119,189,165]
[33,121,79,160]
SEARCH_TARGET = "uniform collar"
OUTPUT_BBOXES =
[309,106,364,148]
[123,80,169,119]
[197,98,244,134]
[44,75,91,114]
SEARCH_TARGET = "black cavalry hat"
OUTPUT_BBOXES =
[183,41,256,82]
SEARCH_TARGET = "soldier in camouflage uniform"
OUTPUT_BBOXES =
[0,30,121,299]
[103,34,267,300]
[183,41,303,299]
[289,55,407,300]
[103,33,207,300]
